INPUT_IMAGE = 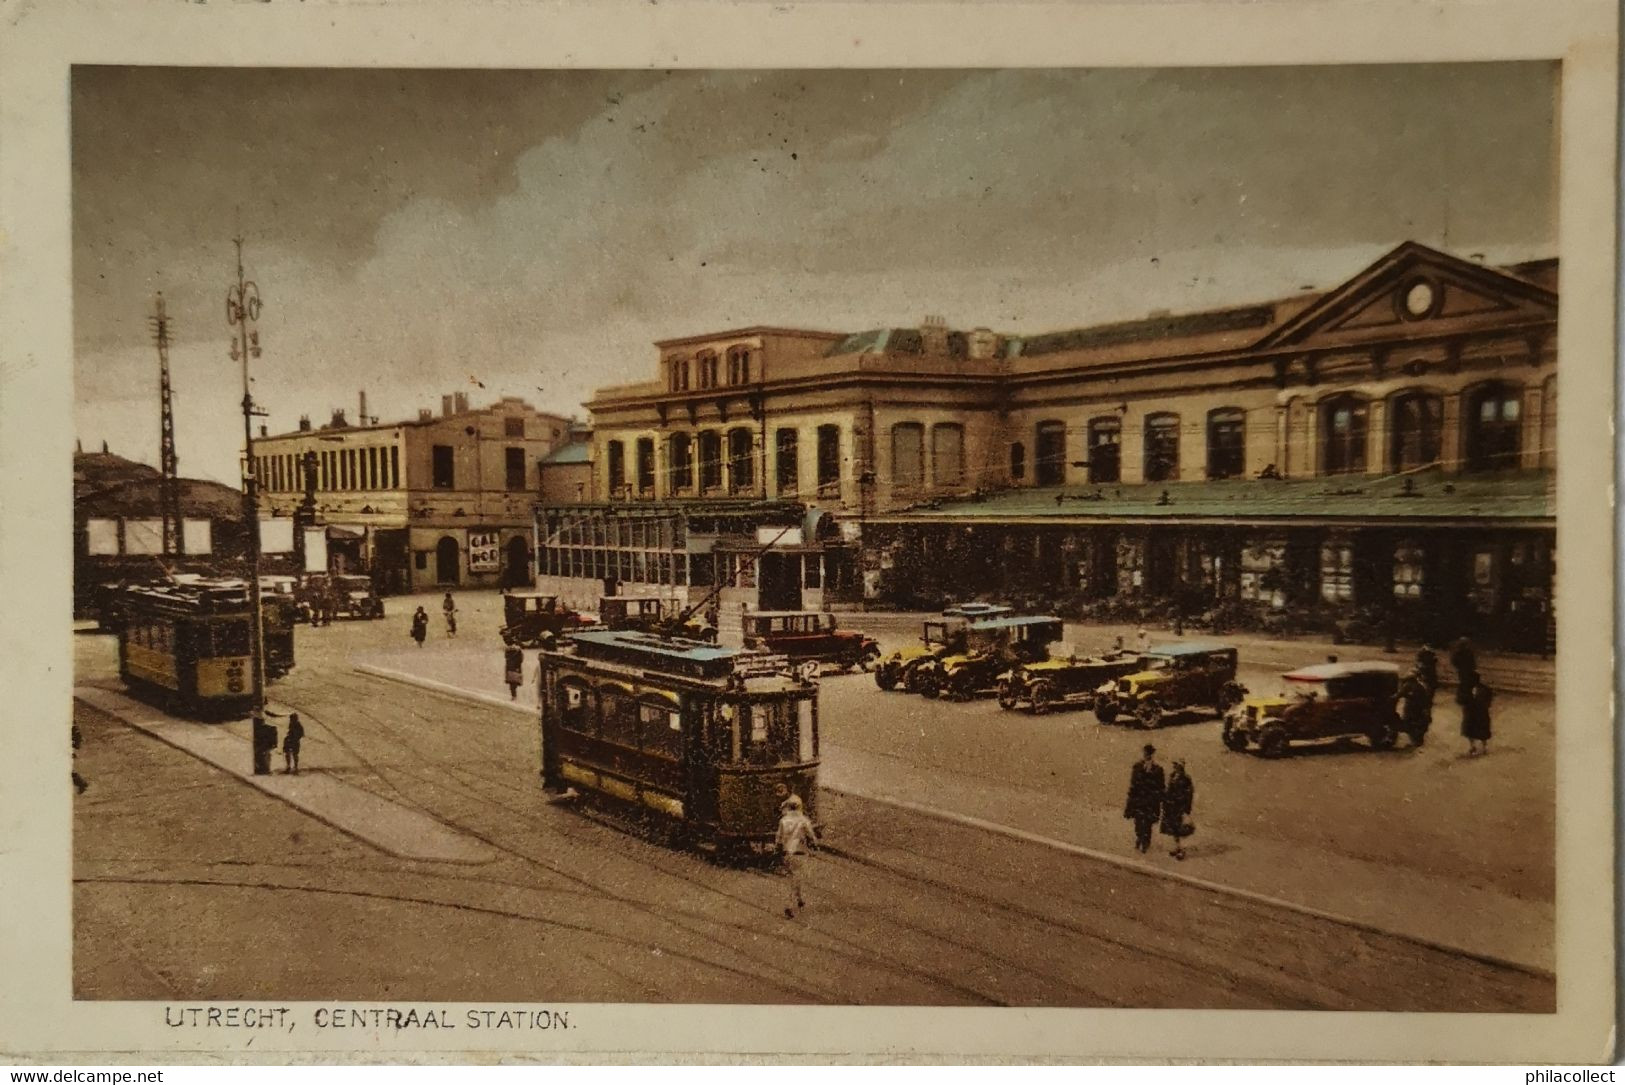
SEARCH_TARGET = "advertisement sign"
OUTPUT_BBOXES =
[86,518,120,556]
[259,517,295,554]
[468,531,501,573]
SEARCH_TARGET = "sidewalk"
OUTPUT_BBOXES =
[73,685,496,864]
[351,642,1554,974]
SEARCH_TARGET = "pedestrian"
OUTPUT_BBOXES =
[775,793,819,919]
[1135,626,1150,654]
[505,646,525,701]
[411,606,429,648]
[282,712,305,775]
[443,592,458,637]
[1160,759,1195,860]
[1123,743,1165,854]
[71,723,88,795]
[1461,676,1494,756]
[1450,636,1478,703]
[1397,666,1433,747]
[1415,643,1439,693]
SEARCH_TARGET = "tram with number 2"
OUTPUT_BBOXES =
[115,578,295,716]
[538,628,820,854]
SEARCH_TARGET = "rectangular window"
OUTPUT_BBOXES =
[669,434,693,492]
[698,432,722,490]
[728,429,754,492]
[367,447,379,490]
[635,438,655,494]
[1320,542,1355,602]
[506,447,526,491]
[639,701,684,760]
[804,554,821,589]
[1145,415,1181,482]
[891,423,924,489]
[504,416,525,439]
[932,424,964,488]
[1393,543,1426,600]
[776,428,799,494]
[432,445,454,489]
[1035,421,1066,486]
[1207,411,1246,479]
[605,441,625,495]
[390,446,399,488]
[816,425,841,492]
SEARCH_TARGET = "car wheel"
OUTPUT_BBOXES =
[1094,701,1119,725]
[875,666,898,692]
[996,681,1018,710]
[1368,722,1398,750]
[1134,697,1162,729]
[1222,726,1250,752]
[1259,726,1289,758]
[915,672,939,698]
[1030,681,1055,715]
[858,647,880,673]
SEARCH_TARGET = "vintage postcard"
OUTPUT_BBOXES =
[0,0,1616,1065]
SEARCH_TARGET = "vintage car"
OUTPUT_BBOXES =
[997,648,1144,713]
[598,596,717,642]
[500,591,595,647]
[915,615,1064,701]
[742,611,880,673]
[295,572,384,621]
[940,602,1015,620]
[1092,641,1244,728]
[1223,661,1402,757]
[874,617,971,692]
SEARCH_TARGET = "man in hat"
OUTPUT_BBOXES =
[1123,744,1166,854]
[775,794,819,919]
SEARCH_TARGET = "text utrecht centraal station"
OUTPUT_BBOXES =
[162,1006,570,1032]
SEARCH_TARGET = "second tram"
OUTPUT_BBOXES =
[538,628,820,852]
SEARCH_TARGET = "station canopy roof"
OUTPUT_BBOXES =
[872,468,1554,527]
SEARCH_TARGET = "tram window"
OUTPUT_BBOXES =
[557,681,593,734]
[599,689,639,747]
[212,623,251,657]
[797,698,816,762]
[639,701,683,760]
[743,701,798,766]
[719,702,742,763]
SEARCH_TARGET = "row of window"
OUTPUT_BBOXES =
[666,346,754,393]
[606,425,843,497]
[257,447,401,494]
[429,445,531,492]
[555,681,816,767]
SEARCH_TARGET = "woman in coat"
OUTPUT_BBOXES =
[504,646,525,701]
[410,606,429,648]
[1461,677,1494,756]
[1160,759,1195,860]
[282,713,305,775]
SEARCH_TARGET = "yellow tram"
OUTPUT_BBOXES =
[115,579,294,716]
[538,629,820,851]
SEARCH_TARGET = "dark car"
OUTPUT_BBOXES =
[998,649,1144,713]
[1092,641,1244,728]
[742,611,880,674]
[598,596,717,642]
[501,592,594,647]
[1223,661,1402,757]
[918,616,1064,701]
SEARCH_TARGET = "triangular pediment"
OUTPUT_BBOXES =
[1255,242,1557,351]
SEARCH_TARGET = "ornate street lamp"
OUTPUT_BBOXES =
[227,238,272,774]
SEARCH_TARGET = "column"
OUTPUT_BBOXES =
[1440,392,1463,475]
[1520,385,1544,471]
[1365,398,1387,476]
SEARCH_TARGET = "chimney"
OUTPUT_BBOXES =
[920,314,949,355]
[967,327,999,360]
[418,408,434,422]
[454,391,469,414]
[330,408,348,429]
[442,394,454,417]
[259,425,268,438]
[359,390,367,426]
[102,440,109,453]
[298,414,312,432]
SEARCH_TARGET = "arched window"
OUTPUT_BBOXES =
[668,433,693,492]
[1321,395,1368,475]
[1206,408,1245,479]
[775,428,799,494]
[1088,416,1121,483]
[1034,421,1066,486]
[635,437,655,495]
[932,423,964,488]
[1465,383,1523,471]
[1389,391,1443,471]
[816,425,841,492]
[1009,441,1026,481]
[695,351,719,390]
[726,346,751,385]
[667,356,689,392]
[606,440,626,494]
[698,431,722,490]
[891,423,925,489]
[727,427,755,492]
[1144,413,1180,482]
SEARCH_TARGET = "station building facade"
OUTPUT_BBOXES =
[254,393,571,592]
[558,242,1557,650]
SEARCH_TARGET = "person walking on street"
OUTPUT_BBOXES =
[1160,759,1195,860]
[1123,744,1165,854]
[1462,676,1494,756]
[1397,666,1433,747]
[504,646,525,701]
[443,592,458,637]
[411,606,429,648]
[1449,636,1478,701]
[775,794,819,919]
[282,713,305,775]
[1135,627,1150,654]
[1415,643,1439,693]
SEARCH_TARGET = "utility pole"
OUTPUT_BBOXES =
[150,294,184,556]
[226,237,271,773]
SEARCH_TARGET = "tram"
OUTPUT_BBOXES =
[115,578,294,716]
[538,628,820,852]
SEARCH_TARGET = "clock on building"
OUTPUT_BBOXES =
[1401,278,1438,319]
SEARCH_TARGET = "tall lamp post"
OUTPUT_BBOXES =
[227,238,271,774]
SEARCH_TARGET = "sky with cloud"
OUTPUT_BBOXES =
[72,64,1557,483]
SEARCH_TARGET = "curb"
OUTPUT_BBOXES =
[350,663,1553,978]
[818,785,1552,980]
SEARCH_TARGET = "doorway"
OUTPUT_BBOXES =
[757,552,803,611]
[503,535,531,588]
[435,536,460,585]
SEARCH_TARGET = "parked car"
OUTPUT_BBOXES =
[500,592,594,647]
[598,596,717,642]
[742,611,880,673]
[1093,641,1244,728]
[998,648,1144,713]
[295,572,383,621]
[875,617,972,692]
[916,616,1065,701]
[1223,661,1402,757]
